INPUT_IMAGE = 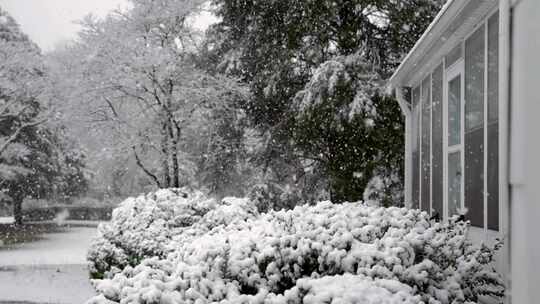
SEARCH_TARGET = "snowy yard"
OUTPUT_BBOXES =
[0,225,98,303]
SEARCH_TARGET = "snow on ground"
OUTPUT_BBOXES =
[0,217,14,225]
[0,226,96,265]
[0,264,96,304]
[0,226,99,303]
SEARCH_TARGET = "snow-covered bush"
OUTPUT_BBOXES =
[87,188,259,278]
[87,190,504,303]
[266,274,421,304]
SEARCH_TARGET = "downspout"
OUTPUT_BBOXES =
[498,0,511,302]
[395,87,412,208]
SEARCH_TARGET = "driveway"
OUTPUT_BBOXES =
[0,225,100,304]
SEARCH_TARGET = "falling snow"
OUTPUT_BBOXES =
[0,1,506,303]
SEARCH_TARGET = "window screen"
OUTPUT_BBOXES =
[412,87,421,209]
[448,151,462,217]
[464,25,485,228]
[448,76,461,146]
[421,76,431,213]
[487,13,499,231]
[431,64,443,218]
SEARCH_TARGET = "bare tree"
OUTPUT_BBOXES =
[49,0,247,191]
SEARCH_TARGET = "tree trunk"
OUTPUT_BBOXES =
[164,85,179,188]
[12,193,23,226]
[169,122,180,188]
[161,120,171,188]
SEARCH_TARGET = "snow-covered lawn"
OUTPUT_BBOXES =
[0,264,96,304]
[0,225,98,303]
[0,226,96,265]
[0,217,14,225]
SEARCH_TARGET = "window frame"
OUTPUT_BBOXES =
[443,59,465,221]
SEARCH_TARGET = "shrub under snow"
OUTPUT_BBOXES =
[87,189,258,278]
[86,189,504,304]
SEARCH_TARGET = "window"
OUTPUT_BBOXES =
[464,25,485,228]
[431,64,444,218]
[448,76,461,146]
[448,152,461,217]
[446,67,463,218]
[487,13,499,230]
[412,87,421,209]
[421,76,431,213]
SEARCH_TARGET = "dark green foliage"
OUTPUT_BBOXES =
[1,113,89,224]
[205,0,444,203]
[199,106,247,198]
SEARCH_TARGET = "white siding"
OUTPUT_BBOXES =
[510,0,540,302]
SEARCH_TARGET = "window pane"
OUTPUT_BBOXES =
[487,13,499,230]
[431,64,443,218]
[465,26,485,131]
[421,76,431,213]
[412,87,421,209]
[448,151,461,217]
[448,75,461,146]
[488,13,499,123]
[488,122,499,229]
[446,44,462,69]
[464,25,485,228]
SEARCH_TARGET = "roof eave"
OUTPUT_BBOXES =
[388,0,461,89]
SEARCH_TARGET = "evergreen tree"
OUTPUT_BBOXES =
[205,0,445,203]
[0,7,87,224]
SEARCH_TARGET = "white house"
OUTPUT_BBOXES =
[388,0,540,303]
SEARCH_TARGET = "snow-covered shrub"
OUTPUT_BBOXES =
[87,237,129,279]
[267,274,421,304]
[87,188,212,277]
[87,194,504,304]
[87,189,259,278]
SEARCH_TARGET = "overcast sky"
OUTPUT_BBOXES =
[0,0,128,51]
[0,0,217,52]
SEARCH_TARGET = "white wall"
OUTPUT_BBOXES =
[509,0,540,302]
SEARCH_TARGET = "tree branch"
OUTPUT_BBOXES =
[0,104,31,122]
[0,99,17,116]
[0,116,48,156]
[132,145,162,188]
[103,97,120,118]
